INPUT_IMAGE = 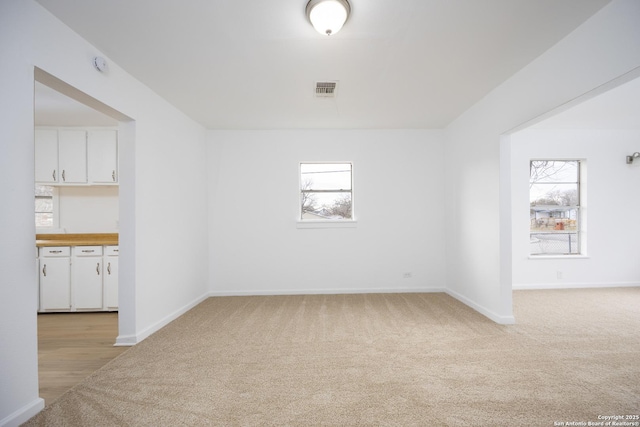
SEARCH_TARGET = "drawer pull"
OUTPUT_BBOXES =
[96,263,100,275]
[52,170,56,181]
[112,170,116,181]
[50,250,62,254]
[82,249,95,253]
[107,262,111,275]
[42,264,47,277]
[62,170,66,181]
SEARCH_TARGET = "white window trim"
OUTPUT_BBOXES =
[529,158,586,256]
[298,161,356,224]
[528,255,589,260]
[296,219,358,229]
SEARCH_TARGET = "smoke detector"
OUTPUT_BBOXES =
[315,81,338,98]
[93,56,108,72]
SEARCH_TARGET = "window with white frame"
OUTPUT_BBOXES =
[300,163,353,220]
[35,184,57,228]
[529,160,583,255]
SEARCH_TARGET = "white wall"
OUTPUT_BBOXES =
[0,2,42,424]
[0,1,208,425]
[444,0,640,323]
[207,130,447,295]
[55,186,119,233]
[511,129,640,289]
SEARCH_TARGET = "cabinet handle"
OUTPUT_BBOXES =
[52,170,56,181]
[82,249,95,253]
[43,264,47,277]
[96,262,100,275]
[112,170,116,181]
[62,170,66,181]
[107,262,111,275]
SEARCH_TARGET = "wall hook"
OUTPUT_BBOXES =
[626,152,640,164]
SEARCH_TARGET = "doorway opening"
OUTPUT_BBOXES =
[34,68,134,404]
[508,74,640,291]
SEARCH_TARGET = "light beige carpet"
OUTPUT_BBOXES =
[23,289,640,426]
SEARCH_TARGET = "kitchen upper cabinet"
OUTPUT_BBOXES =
[35,127,118,186]
[39,247,71,311]
[35,129,59,183]
[58,130,87,184]
[88,130,118,183]
[72,246,103,310]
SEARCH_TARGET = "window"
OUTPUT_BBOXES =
[300,163,353,220]
[529,160,583,255]
[35,185,57,228]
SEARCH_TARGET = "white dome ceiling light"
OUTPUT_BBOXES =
[306,0,351,36]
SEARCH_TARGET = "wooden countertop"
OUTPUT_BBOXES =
[36,233,119,247]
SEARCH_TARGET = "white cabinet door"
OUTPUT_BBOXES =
[73,248,103,310]
[88,130,118,184]
[39,256,70,310]
[104,255,118,310]
[35,129,59,183]
[58,130,87,184]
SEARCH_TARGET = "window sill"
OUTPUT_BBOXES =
[296,220,358,229]
[528,254,589,260]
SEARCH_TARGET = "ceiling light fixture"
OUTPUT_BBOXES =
[306,0,351,36]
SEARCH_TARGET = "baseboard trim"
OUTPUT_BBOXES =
[114,286,521,348]
[114,333,137,347]
[114,292,209,346]
[445,289,515,325]
[0,397,44,427]
[208,287,447,297]
[513,282,640,290]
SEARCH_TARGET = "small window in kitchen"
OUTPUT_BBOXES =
[35,185,58,228]
[300,162,353,220]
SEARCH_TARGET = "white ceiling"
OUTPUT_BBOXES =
[35,82,118,127]
[35,0,612,129]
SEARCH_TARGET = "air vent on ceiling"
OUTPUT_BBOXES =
[315,81,338,98]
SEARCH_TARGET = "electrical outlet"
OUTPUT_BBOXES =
[403,272,413,279]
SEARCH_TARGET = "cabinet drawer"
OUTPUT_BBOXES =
[104,245,119,256]
[73,246,103,256]
[40,246,70,257]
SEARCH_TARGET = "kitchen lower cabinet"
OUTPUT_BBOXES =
[72,246,103,310]
[39,247,71,311]
[38,244,118,312]
[104,246,119,310]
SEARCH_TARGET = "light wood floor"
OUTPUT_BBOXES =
[38,312,127,406]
